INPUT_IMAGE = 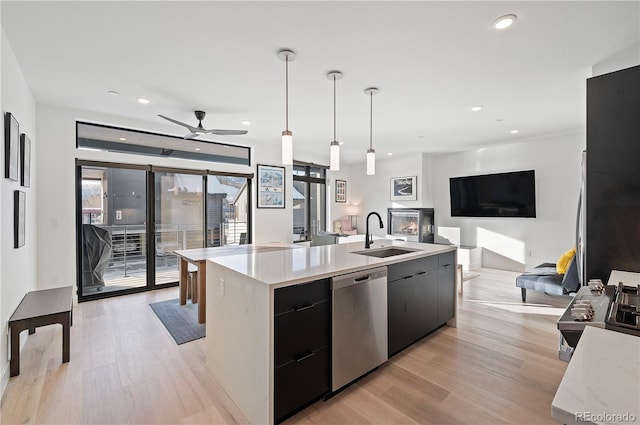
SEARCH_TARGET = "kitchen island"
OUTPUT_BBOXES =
[205,240,457,424]
[551,325,640,425]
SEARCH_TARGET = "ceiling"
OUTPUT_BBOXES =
[2,1,639,165]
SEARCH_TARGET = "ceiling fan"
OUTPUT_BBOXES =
[158,110,248,139]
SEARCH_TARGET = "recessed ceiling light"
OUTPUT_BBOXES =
[492,14,517,30]
[136,97,150,104]
[195,148,201,151]
[241,120,251,126]
[471,105,483,112]
[387,153,393,156]
[510,129,519,134]
[108,90,119,96]
[119,137,127,141]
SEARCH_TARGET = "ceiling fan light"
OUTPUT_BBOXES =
[282,130,293,165]
[367,148,376,175]
[330,141,340,171]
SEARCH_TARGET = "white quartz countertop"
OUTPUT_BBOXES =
[207,240,456,288]
[551,326,640,425]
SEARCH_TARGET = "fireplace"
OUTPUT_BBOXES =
[387,208,434,243]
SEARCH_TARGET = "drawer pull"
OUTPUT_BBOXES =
[416,271,426,276]
[442,264,452,268]
[294,304,314,312]
[295,351,315,362]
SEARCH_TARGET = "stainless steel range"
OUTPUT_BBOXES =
[605,282,640,337]
[557,285,615,360]
[557,271,640,360]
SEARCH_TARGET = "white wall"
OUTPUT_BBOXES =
[341,132,585,272]
[1,29,37,395]
[432,132,585,271]
[35,104,293,293]
[592,43,640,77]
[348,153,429,237]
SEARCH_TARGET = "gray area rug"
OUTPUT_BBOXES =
[149,298,205,345]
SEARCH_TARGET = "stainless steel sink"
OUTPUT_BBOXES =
[352,247,419,258]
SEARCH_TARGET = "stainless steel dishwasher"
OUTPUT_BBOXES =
[331,266,388,392]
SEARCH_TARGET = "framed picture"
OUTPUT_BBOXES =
[335,179,347,203]
[14,190,26,248]
[257,164,285,208]
[20,133,31,187]
[5,112,19,181]
[390,176,417,201]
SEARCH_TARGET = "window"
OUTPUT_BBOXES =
[293,163,327,241]
[77,122,251,166]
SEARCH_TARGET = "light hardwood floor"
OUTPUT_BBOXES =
[1,268,571,425]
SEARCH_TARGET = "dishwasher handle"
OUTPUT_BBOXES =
[331,266,387,290]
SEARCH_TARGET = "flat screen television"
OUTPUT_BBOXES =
[449,170,536,218]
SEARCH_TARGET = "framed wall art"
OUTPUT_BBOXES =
[257,164,285,208]
[14,190,26,248]
[20,133,31,187]
[390,176,417,201]
[5,112,19,181]
[335,179,346,203]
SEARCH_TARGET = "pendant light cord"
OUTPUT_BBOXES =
[369,91,373,150]
[333,75,337,141]
[285,55,289,131]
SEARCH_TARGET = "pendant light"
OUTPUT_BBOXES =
[278,49,296,165]
[364,87,379,175]
[327,71,343,171]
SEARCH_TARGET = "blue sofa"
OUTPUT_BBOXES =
[516,256,580,302]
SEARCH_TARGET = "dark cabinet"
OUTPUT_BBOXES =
[438,251,456,324]
[274,278,330,423]
[388,251,456,357]
[388,274,417,355]
[586,65,640,281]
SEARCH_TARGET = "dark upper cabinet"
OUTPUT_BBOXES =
[586,65,640,281]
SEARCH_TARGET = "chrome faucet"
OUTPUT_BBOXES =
[365,212,384,249]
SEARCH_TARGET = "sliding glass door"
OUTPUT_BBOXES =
[79,164,148,298]
[154,171,204,286]
[77,162,253,301]
[206,174,250,246]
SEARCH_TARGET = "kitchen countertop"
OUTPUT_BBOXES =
[207,240,456,288]
[551,326,640,425]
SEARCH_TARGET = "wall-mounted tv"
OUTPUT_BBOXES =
[449,170,536,218]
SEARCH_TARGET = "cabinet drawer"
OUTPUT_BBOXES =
[274,345,330,423]
[274,279,330,315]
[274,300,329,366]
[438,251,456,268]
[387,255,438,282]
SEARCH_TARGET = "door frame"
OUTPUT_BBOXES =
[76,160,253,302]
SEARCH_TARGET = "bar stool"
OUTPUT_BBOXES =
[187,263,198,303]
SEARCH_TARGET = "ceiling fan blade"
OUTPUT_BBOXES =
[158,114,199,133]
[207,129,249,135]
[184,132,199,139]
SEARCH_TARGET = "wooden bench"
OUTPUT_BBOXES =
[8,286,73,377]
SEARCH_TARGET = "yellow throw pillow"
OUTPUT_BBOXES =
[556,246,576,274]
